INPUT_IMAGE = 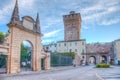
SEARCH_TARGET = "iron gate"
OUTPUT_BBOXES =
[51,53,73,66]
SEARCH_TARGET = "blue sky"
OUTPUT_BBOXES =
[0,0,120,44]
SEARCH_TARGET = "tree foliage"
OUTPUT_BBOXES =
[20,44,28,62]
[0,32,4,43]
[61,52,76,59]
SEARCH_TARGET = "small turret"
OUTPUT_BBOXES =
[35,13,41,33]
[10,0,20,24]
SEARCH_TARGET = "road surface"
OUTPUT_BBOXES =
[0,66,120,80]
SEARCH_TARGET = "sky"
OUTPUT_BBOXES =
[0,0,120,44]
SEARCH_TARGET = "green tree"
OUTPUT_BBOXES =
[61,52,76,59]
[20,44,28,62]
[0,32,4,43]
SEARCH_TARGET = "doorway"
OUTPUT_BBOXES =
[20,41,33,71]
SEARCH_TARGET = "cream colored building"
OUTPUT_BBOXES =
[44,43,57,53]
[114,39,120,65]
[56,40,86,54]
[44,39,86,56]
[44,39,86,66]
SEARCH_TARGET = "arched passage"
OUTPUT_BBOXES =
[101,55,107,63]
[0,54,7,74]
[89,56,96,65]
[20,40,33,71]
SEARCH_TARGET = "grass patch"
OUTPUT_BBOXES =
[96,63,110,68]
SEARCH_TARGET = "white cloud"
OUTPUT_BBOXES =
[100,18,120,25]
[43,29,61,38]
[82,5,120,20]
[42,39,53,44]
[82,26,89,29]
[0,0,36,24]
[43,17,61,27]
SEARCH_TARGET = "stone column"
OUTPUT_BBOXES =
[44,52,50,70]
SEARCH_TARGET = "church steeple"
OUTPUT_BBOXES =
[10,0,20,24]
[35,13,41,33]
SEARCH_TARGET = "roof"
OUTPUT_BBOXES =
[57,39,86,43]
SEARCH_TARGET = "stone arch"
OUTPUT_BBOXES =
[101,55,107,63]
[0,54,7,73]
[20,40,34,71]
[89,56,96,65]
[4,0,50,74]
[7,24,42,74]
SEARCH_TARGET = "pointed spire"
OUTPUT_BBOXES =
[35,13,41,33]
[11,0,20,24]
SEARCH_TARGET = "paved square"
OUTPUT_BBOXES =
[0,66,120,80]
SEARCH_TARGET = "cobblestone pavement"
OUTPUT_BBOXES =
[0,66,120,80]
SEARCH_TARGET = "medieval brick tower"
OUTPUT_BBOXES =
[63,11,82,41]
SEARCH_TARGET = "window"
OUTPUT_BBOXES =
[82,49,84,54]
[59,44,61,47]
[46,47,49,49]
[75,49,77,52]
[82,56,84,59]
[70,43,72,46]
[64,43,66,46]
[75,42,77,46]
[82,42,84,45]
[64,50,66,52]
[69,49,72,52]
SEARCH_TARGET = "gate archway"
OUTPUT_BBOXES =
[20,41,33,71]
[89,56,96,65]
[6,0,42,74]
[0,55,7,73]
[101,55,107,63]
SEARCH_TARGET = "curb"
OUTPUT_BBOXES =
[0,66,80,78]
[96,73,104,80]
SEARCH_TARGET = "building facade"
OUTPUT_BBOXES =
[63,11,82,41]
[44,11,85,66]
[56,40,86,54]
[44,43,57,53]
[114,39,120,65]
[44,40,86,55]
[83,43,114,64]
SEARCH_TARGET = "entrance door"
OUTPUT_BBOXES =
[41,58,45,70]
[20,41,33,71]
[0,55,7,74]
[89,56,96,65]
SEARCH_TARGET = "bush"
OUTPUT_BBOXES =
[96,63,110,68]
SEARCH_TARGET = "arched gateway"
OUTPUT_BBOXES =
[5,0,50,74]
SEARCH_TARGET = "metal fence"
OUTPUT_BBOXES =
[50,53,73,66]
